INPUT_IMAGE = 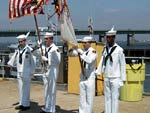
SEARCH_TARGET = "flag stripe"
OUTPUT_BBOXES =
[8,0,11,18]
[9,0,44,19]
[16,0,21,17]
[13,0,16,18]
[19,0,23,17]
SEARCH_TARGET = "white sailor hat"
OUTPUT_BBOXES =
[44,32,54,38]
[16,34,26,40]
[106,26,117,36]
[82,36,93,42]
[16,31,30,40]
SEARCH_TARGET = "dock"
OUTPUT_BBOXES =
[0,79,150,113]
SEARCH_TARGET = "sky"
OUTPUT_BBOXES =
[1,0,150,31]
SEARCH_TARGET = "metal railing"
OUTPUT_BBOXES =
[0,49,67,83]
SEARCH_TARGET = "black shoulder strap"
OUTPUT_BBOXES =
[15,51,18,58]
[82,51,89,68]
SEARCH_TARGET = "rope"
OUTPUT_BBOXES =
[129,63,143,73]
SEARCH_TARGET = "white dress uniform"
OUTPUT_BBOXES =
[42,43,61,113]
[8,45,36,107]
[96,43,126,113]
[71,41,97,113]
[79,47,97,113]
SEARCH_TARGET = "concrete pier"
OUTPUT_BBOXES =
[0,79,150,113]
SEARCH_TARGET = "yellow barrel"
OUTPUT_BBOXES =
[0,77,3,81]
[120,63,145,101]
[95,75,104,96]
[95,43,105,96]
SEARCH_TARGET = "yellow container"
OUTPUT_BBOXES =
[0,77,3,81]
[95,43,105,96]
[120,63,145,101]
[68,55,80,94]
[126,64,145,81]
[95,75,104,96]
[120,81,144,101]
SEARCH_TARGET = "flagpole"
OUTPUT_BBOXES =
[33,15,44,56]
[78,53,85,77]
[33,15,47,72]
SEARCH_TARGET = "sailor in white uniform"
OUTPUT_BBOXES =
[69,36,97,113]
[7,33,36,111]
[40,32,61,113]
[95,27,126,113]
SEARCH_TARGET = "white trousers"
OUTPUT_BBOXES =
[104,78,120,113]
[79,75,95,113]
[43,68,58,113]
[17,72,31,107]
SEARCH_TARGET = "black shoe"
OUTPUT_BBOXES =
[15,105,30,111]
[21,106,30,111]
[40,110,51,113]
[15,105,24,110]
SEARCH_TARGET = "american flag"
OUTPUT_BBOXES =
[8,0,45,19]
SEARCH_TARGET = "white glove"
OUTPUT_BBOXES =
[37,39,42,45]
[95,71,99,76]
[41,56,48,61]
[77,48,83,55]
[119,80,124,87]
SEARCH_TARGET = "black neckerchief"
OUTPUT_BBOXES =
[19,48,26,64]
[104,46,117,66]
[45,46,52,58]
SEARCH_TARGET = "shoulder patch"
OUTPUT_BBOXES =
[26,51,30,54]
[92,50,96,53]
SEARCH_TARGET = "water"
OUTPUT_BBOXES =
[144,76,150,93]
[0,37,17,49]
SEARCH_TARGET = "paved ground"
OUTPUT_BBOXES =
[0,79,150,113]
